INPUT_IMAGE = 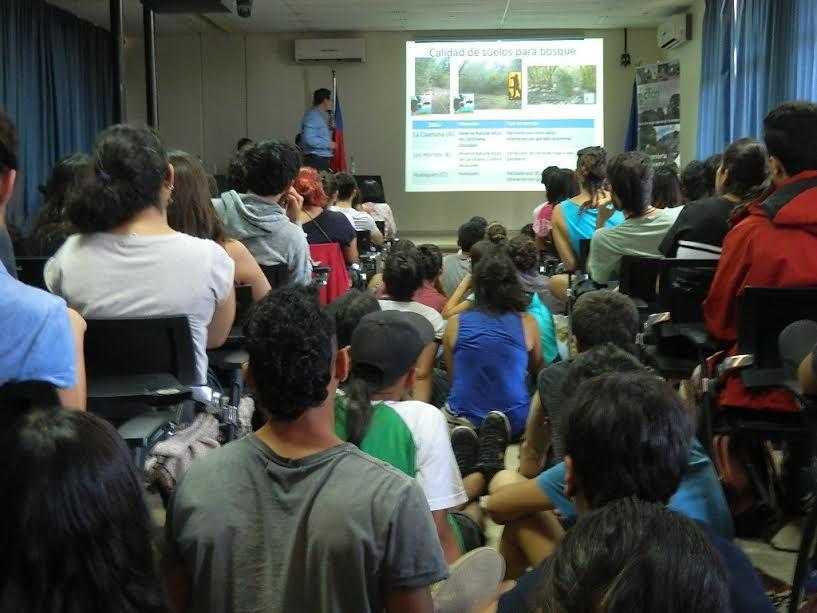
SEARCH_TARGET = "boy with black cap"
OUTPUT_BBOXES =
[334,309,475,562]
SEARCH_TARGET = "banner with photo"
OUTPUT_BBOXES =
[636,60,681,167]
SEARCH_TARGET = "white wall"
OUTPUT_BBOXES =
[125,29,664,237]
[665,0,706,165]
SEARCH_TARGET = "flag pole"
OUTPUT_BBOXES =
[331,68,337,128]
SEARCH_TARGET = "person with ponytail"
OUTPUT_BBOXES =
[550,146,624,272]
[587,151,683,285]
[660,138,769,259]
[45,124,236,385]
[334,308,468,563]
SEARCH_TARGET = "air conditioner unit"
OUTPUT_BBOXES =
[295,38,366,63]
[658,13,691,49]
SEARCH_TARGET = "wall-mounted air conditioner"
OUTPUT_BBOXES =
[658,14,691,49]
[294,38,366,63]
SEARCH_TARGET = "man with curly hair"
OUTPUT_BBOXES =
[164,285,446,613]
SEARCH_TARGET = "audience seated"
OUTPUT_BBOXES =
[296,167,359,264]
[519,290,639,476]
[164,286,446,613]
[330,172,384,246]
[334,307,468,563]
[660,138,768,259]
[551,146,624,272]
[0,409,168,612]
[45,124,236,386]
[444,253,543,438]
[587,151,682,285]
[535,499,731,613]
[378,249,442,402]
[0,110,18,276]
[507,235,558,362]
[652,163,682,209]
[442,238,503,319]
[213,140,312,284]
[0,113,86,408]
[533,167,576,255]
[413,244,447,312]
[486,222,508,245]
[168,150,270,301]
[680,155,720,203]
[442,219,485,296]
[704,101,817,520]
[491,371,765,613]
[359,178,397,240]
[27,153,85,256]
[368,237,415,294]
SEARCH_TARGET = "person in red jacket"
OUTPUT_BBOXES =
[703,101,817,520]
[704,101,817,412]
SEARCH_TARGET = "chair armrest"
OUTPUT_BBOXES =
[716,354,754,379]
[207,349,249,370]
[118,411,174,448]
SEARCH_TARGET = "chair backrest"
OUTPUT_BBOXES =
[618,256,662,304]
[15,257,48,290]
[356,230,372,253]
[738,287,817,387]
[84,316,198,387]
[309,243,351,304]
[259,264,289,289]
[577,239,592,273]
[375,220,386,235]
[234,284,254,328]
[657,258,718,322]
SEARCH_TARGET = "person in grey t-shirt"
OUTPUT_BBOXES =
[441,219,485,296]
[164,285,446,613]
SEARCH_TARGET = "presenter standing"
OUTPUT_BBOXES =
[300,88,335,171]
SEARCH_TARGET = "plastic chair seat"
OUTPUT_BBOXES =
[87,373,191,405]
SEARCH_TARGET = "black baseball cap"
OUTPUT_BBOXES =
[350,310,435,389]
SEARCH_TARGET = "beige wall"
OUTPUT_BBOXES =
[125,29,664,237]
[665,0,706,165]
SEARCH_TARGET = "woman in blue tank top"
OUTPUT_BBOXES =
[443,254,544,437]
[551,146,625,272]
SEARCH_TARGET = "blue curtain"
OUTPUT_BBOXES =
[0,0,112,227]
[697,0,817,158]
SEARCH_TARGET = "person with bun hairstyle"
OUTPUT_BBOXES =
[587,151,682,285]
[213,140,312,285]
[45,124,236,386]
[550,146,624,272]
[660,138,769,259]
[168,151,270,302]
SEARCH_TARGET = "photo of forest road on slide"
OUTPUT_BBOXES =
[458,59,523,110]
[527,65,597,104]
[413,56,451,114]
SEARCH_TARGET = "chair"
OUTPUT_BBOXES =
[356,230,373,254]
[84,316,197,467]
[699,288,817,524]
[640,259,718,379]
[617,255,662,315]
[309,243,351,304]
[375,220,386,235]
[15,256,48,290]
[576,238,592,274]
[259,264,289,289]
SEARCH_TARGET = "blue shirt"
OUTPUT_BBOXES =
[447,311,529,436]
[536,438,734,539]
[0,267,76,388]
[560,198,624,257]
[301,107,333,157]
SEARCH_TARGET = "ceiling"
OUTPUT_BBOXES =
[47,0,693,34]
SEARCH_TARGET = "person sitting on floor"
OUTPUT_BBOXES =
[413,244,447,313]
[163,285,446,613]
[491,370,770,613]
[587,151,683,286]
[533,167,577,256]
[442,219,485,296]
[46,124,236,388]
[213,140,312,285]
[443,253,543,439]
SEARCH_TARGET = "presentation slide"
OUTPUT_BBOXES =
[406,38,604,192]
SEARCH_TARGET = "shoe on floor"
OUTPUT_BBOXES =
[451,426,479,478]
[477,411,511,485]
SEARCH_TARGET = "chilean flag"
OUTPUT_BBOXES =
[330,93,347,172]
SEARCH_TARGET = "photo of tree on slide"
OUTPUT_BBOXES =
[458,59,523,111]
[413,57,450,114]
[527,65,597,105]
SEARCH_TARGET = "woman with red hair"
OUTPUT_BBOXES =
[295,168,359,263]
